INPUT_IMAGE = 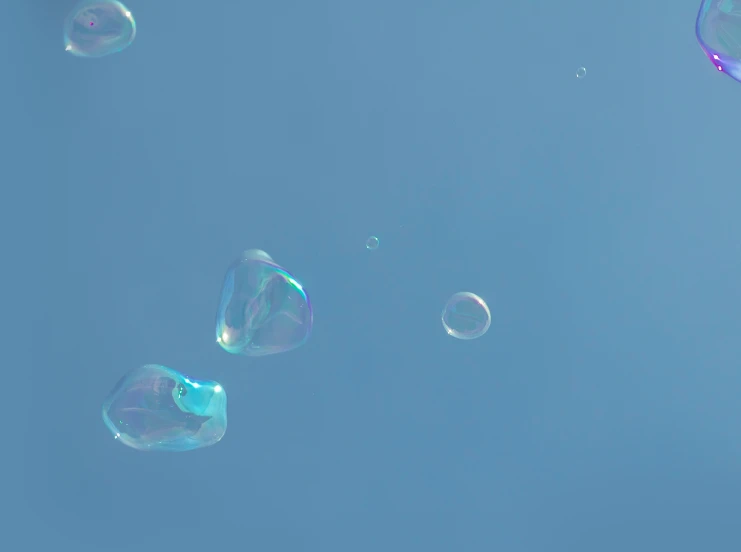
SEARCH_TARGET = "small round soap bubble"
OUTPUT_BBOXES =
[64,0,136,58]
[441,292,491,340]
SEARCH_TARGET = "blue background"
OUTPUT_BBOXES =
[7,0,741,550]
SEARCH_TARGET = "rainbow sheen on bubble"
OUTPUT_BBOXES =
[441,292,491,340]
[102,364,227,452]
[64,0,136,58]
[696,0,741,83]
[216,249,313,357]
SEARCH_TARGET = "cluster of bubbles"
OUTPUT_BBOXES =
[78,0,741,454]
[102,243,491,452]
[61,0,506,451]
[102,250,315,452]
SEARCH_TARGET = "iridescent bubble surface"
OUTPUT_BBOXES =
[102,364,227,452]
[366,236,380,251]
[216,249,313,357]
[441,292,491,340]
[696,0,741,82]
[64,0,136,58]
[576,66,587,79]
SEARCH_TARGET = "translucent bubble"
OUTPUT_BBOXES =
[441,292,491,340]
[365,236,380,251]
[696,0,741,83]
[576,66,587,79]
[102,365,227,452]
[216,249,313,357]
[64,1,136,58]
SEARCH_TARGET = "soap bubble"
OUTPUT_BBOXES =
[365,236,380,251]
[576,66,587,79]
[441,292,491,340]
[696,0,741,83]
[64,0,136,58]
[102,364,227,452]
[216,249,313,357]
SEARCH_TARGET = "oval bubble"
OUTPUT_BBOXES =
[216,249,313,357]
[64,0,136,58]
[441,292,491,340]
[102,364,227,452]
[696,0,741,83]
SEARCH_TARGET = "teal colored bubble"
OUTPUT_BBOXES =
[366,236,380,251]
[441,292,491,340]
[64,1,136,58]
[696,0,741,83]
[102,365,227,452]
[576,66,587,79]
[216,249,313,357]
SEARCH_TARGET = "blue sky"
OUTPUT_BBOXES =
[7,1,741,551]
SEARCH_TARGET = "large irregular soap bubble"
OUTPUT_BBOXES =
[441,292,491,340]
[64,0,136,58]
[102,364,227,452]
[216,249,313,357]
[696,0,741,83]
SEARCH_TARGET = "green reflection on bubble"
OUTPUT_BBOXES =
[216,249,313,357]
[64,0,136,58]
[366,236,380,251]
[102,365,227,452]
